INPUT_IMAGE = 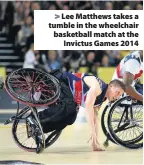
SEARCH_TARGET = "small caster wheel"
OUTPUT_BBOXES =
[103,140,109,148]
[36,143,43,154]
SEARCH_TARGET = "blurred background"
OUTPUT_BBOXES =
[0,0,143,111]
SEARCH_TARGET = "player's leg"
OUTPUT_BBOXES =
[41,109,77,133]
[27,96,77,134]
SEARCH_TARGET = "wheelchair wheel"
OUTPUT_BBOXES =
[101,104,116,145]
[5,68,60,107]
[107,96,143,149]
[12,107,62,152]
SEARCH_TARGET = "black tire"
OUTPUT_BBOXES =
[45,130,62,148]
[107,96,143,149]
[12,108,62,152]
[5,68,60,107]
[101,105,116,144]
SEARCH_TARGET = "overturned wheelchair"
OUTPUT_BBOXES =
[3,68,78,154]
[101,84,143,149]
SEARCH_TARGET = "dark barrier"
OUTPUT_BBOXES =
[0,90,25,109]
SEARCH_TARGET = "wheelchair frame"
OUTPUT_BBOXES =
[3,68,63,153]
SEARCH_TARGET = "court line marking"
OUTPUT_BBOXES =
[0,110,17,114]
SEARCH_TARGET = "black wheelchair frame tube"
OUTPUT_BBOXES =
[31,107,46,149]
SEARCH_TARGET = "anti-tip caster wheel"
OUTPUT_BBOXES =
[103,140,109,148]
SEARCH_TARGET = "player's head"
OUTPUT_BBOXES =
[106,79,125,102]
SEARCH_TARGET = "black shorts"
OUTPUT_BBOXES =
[39,77,78,133]
[39,105,77,133]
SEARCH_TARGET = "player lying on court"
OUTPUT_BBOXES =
[27,70,125,151]
[112,50,143,101]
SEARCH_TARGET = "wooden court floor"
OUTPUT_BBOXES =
[0,116,143,165]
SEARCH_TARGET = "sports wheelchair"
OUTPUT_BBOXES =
[2,68,64,154]
[101,84,143,149]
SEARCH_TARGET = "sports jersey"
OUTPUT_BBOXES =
[63,72,108,108]
[112,51,143,85]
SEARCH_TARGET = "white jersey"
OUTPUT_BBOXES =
[112,51,143,86]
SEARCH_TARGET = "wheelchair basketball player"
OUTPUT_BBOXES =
[112,50,143,100]
[26,70,125,151]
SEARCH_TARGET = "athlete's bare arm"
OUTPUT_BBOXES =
[123,72,143,102]
[83,76,104,151]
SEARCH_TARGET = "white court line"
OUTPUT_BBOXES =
[0,109,17,114]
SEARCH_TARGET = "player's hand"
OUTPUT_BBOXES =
[88,131,105,151]
[91,133,105,151]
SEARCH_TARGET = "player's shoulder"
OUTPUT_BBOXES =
[123,51,141,64]
[83,75,100,90]
[83,75,99,84]
[83,75,105,93]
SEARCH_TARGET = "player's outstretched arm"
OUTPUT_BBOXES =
[123,72,143,102]
[84,76,104,151]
